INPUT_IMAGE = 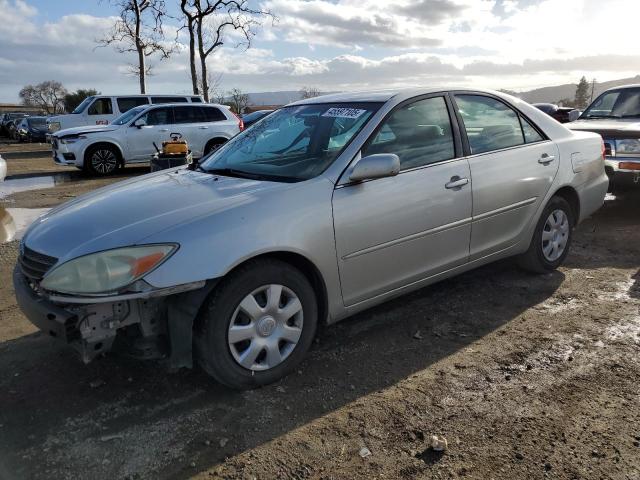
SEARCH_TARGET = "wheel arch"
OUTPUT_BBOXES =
[204,136,230,155]
[551,185,580,225]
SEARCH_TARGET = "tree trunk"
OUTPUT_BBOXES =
[138,46,146,94]
[187,19,199,95]
[196,17,209,102]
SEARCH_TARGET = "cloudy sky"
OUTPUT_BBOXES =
[1,0,639,102]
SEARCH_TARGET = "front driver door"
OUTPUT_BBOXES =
[127,107,174,162]
[332,95,473,307]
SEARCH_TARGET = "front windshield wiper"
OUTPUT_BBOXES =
[201,167,298,183]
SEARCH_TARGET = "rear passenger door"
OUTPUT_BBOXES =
[452,94,560,259]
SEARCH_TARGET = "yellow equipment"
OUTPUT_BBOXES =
[161,133,188,155]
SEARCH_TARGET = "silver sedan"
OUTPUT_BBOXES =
[14,88,608,389]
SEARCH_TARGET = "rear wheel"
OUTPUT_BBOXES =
[518,196,574,273]
[203,138,227,156]
[85,144,119,176]
[194,259,318,390]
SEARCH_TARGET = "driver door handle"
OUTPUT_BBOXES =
[445,177,469,189]
[538,153,556,165]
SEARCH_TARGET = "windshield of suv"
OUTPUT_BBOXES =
[72,96,95,114]
[112,105,147,125]
[582,88,640,118]
[200,103,380,182]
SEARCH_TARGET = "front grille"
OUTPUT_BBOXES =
[19,246,58,281]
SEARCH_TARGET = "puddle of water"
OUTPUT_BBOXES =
[0,173,74,199]
[1,207,50,243]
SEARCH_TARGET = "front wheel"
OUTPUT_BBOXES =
[194,259,318,389]
[85,144,119,176]
[518,196,574,273]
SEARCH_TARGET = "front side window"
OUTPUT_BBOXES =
[200,103,380,182]
[88,98,113,115]
[141,107,173,126]
[117,97,149,113]
[455,95,525,154]
[582,88,640,119]
[362,96,455,169]
[113,105,147,125]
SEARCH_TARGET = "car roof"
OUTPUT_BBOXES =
[603,84,640,92]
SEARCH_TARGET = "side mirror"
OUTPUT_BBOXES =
[133,118,147,128]
[349,153,400,182]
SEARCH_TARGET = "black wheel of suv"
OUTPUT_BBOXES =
[194,259,318,390]
[85,144,119,176]
[203,138,226,156]
[518,196,575,273]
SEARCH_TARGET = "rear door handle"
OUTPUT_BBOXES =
[538,153,556,165]
[445,176,469,189]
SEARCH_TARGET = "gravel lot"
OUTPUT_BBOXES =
[0,150,639,480]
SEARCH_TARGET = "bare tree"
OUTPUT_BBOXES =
[98,0,173,93]
[19,81,68,114]
[299,86,321,99]
[195,70,223,102]
[179,1,273,101]
[227,88,249,113]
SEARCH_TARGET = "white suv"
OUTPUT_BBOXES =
[51,103,242,175]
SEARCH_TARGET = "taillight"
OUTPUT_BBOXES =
[233,113,244,132]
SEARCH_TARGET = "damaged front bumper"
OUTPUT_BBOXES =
[13,266,210,367]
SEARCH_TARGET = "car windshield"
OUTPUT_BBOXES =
[112,105,147,125]
[72,96,95,114]
[200,103,380,182]
[28,117,46,127]
[582,88,640,118]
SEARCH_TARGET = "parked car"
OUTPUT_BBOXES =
[51,103,242,175]
[568,84,640,189]
[14,88,608,389]
[533,103,580,123]
[46,94,205,134]
[242,109,274,128]
[15,116,48,143]
[6,119,22,140]
[1,112,29,137]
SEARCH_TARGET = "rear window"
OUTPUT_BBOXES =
[117,97,149,113]
[202,106,227,122]
[151,96,189,104]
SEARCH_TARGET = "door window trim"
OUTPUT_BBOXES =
[337,92,464,187]
[449,91,550,158]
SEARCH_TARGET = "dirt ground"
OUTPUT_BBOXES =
[0,151,639,480]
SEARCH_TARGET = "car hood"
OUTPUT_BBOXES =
[568,118,640,138]
[23,168,288,261]
[54,124,120,137]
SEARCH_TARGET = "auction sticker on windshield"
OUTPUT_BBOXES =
[322,108,367,119]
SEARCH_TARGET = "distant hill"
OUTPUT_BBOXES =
[516,75,640,104]
[243,75,640,107]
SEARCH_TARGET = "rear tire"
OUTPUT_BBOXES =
[85,144,120,176]
[203,138,227,156]
[518,196,574,273]
[194,259,318,390]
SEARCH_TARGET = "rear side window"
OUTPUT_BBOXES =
[202,106,227,122]
[117,97,149,113]
[521,116,544,143]
[88,98,113,115]
[455,95,526,155]
[173,106,206,123]
[363,96,455,170]
[151,96,188,104]
[191,97,203,103]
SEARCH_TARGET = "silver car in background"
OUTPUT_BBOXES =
[14,88,608,389]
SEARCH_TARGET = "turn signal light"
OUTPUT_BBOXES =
[619,162,640,171]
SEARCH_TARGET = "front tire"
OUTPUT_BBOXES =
[194,259,318,390]
[518,196,574,273]
[85,144,119,176]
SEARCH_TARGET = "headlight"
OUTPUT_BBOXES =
[41,244,177,295]
[59,135,87,145]
[615,139,640,155]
